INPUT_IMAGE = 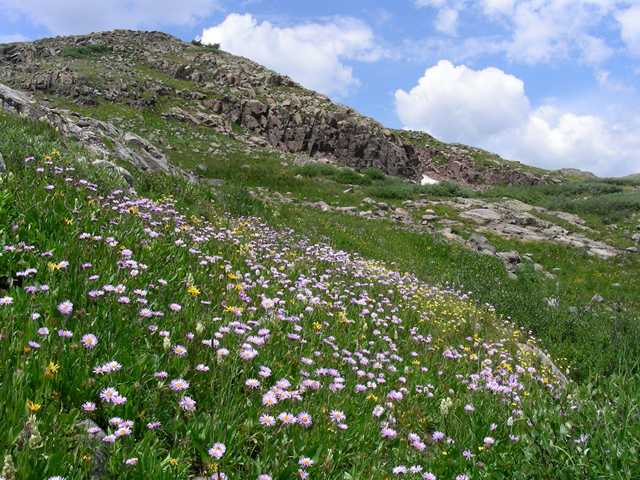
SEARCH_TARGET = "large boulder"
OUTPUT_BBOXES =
[468,233,497,255]
[92,160,134,187]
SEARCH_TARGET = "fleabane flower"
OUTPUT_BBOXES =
[179,396,196,411]
[170,378,189,391]
[100,387,119,403]
[259,414,275,426]
[329,410,346,423]
[57,301,73,314]
[173,345,187,357]
[208,442,226,459]
[81,334,98,349]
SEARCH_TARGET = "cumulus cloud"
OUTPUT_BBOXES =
[394,60,530,143]
[200,14,383,97]
[434,8,460,35]
[615,5,640,55]
[489,106,640,177]
[0,33,29,44]
[0,0,220,36]
[396,60,640,177]
[414,0,623,65]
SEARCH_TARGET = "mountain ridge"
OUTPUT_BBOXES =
[0,29,572,188]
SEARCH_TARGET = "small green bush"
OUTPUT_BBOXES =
[192,39,221,50]
[292,163,371,185]
[361,168,386,181]
[225,183,257,216]
[61,44,109,59]
[293,163,339,178]
[333,169,372,186]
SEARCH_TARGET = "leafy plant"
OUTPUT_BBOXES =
[61,44,109,59]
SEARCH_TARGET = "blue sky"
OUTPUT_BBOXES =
[1,0,640,177]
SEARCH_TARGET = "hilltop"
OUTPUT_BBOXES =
[0,29,564,187]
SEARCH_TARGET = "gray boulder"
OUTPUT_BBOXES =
[497,251,521,265]
[468,233,497,254]
[0,153,5,175]
[92,160,134,188]
[76,419,109,479]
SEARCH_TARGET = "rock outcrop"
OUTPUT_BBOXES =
[0,82,179,179]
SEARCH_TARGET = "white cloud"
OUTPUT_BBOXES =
[503,0,615,64]
[0,0,220,36]
[414,0,622,65]
[434,8,460,35]
[577,35,614,66]
[394,60,530,143]
[0,33,29,44]
[200,14,383,97]
[489,106,640,177]
[396,60,640,177]
[596,70,635,94]
[615,5,640,55]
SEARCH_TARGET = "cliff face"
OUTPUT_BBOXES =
[0,30,552,186]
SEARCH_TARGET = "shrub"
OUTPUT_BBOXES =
[192,39,221,50]
[61,44,109,59]
[225,183,257,216]
[333,169,372,186]
[293,163,339,178]
[361,167,386,181]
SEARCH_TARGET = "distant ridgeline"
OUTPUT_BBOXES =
[1,29,557,188]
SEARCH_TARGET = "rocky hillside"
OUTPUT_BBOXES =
[0,29,557,187]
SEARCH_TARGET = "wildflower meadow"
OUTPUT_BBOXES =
[0,115,639,479]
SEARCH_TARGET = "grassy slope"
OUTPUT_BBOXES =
[1,110,640,479]
[31,88,640,380]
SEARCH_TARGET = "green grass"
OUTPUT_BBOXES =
[1,111,640,479]
[61,44,109,59]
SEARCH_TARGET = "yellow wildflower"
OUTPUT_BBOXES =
[27,400,41,412]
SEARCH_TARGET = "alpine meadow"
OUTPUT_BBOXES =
[0,30,639,480]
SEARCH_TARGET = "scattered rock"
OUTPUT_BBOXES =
[517,343,569,389]
[496,251,521,265]
[591,294,604,303]
[76,419,109,479]
[587,248,618,259]
[467,233,497,255]
[0,153,5,175]
[336,206,359,215]
[627,246,638,253]
[459,208,504,224]
[91,160,134,188]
